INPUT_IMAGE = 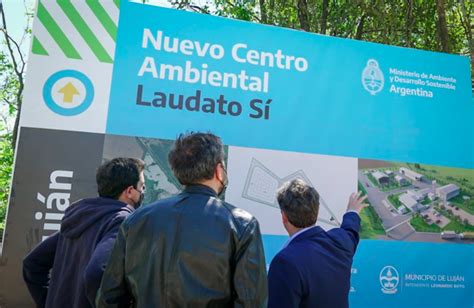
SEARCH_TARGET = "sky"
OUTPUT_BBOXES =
[1,0,34,54]
[1,0,35,132]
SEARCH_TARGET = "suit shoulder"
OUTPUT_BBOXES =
[269,249,301,276]
[276,244,305,263]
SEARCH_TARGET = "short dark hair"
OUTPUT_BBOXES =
[96,157,145,199]
[277,179,320,228]
[168,132,225,185]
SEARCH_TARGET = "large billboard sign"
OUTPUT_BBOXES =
[1,1,473,306]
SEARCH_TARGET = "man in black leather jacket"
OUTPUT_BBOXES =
[97,132,268,307]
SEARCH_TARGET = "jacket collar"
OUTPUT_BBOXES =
[288,225,324,246]
[183,184,218,197]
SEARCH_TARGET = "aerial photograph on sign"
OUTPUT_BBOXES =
[358,159,474,243]
[103,134,232,204]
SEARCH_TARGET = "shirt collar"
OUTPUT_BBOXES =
[282,225,317,249]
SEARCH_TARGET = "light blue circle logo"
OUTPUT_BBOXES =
[379,265,399,294]
[43,70,94,116]
[362,59,384,95]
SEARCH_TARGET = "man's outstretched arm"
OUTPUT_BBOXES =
[329,192,367,253]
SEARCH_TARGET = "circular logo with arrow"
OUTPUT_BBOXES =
[43,70,94,116]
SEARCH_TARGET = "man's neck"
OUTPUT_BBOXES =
[118,195,131,206]
[287,224,316,237]
[288,229,301,237]
[287,225,301,237]
[197,179,220,195]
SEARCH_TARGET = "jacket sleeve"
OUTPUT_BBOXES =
[22,232,59,308]
[233,218,268,308]
[328,212,361,254]
[84,214,128,307]
[95,222,132,308]
[267,253,303,308]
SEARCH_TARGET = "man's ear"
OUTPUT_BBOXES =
[215,163,224,182]
[124,185,134,198]
[281,211,288,225]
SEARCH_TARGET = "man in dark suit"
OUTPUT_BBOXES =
[267,179,367,308]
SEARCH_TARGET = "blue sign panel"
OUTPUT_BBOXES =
[263,236,474,308]
[108,1,473,168]
[107,2,474,307]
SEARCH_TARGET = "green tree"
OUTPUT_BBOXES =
[173,0,473,87]
[0,0,32,237]
[0,129,12,235]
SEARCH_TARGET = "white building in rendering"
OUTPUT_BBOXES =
[395,175,408,185]
[428,192,437,201]
[436,184,460,201]
[399,192,419,211]
[372,171,389,185]
[407,188,429,201]
[399,167,425,182]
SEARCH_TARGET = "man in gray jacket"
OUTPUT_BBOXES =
[97,132,267,307]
